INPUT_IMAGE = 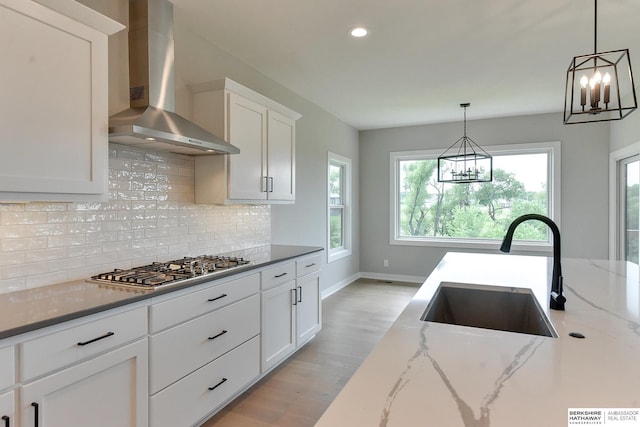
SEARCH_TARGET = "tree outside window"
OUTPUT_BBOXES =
[329,163,344,249]
[392,142,560,247]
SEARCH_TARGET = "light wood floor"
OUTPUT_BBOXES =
[200,278,419,427]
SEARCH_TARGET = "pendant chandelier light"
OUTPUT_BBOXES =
[437,103,492,183]
[563,0,637,124]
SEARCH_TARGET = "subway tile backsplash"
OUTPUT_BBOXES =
[0,144,270,294]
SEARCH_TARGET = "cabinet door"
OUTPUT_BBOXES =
[227,92,268,201]
[0,0,111,201]
[296,271,322,345]
[267,110,295,201]
[0,390,14,427]
[21,339,148,427]
[261,281,296,372]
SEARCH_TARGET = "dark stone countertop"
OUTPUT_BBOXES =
[0,245,323,340]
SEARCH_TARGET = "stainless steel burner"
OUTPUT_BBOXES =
[90,255,251,289]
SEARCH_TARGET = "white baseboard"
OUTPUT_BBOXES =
[321,272,360,299]
[359,271,424,285]
[321,272,424,300]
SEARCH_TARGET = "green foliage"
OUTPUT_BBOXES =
[399,159,548,241]
[329,209,343,249]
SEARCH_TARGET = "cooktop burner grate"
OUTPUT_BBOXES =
[90,255,251,289]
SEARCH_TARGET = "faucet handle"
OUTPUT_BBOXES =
[550,290,566,311]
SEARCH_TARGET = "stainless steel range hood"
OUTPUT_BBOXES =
[109,0,239,155]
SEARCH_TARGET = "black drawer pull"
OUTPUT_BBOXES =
[2,415,9,427]
[77,331,114,346]
[31,402,38,427]
[274,272,288,278]
[305,263,316,268]
[207,293,228,302]
[208,330,228,341]
[292,288,298,306]
[208,377,228,391]
[298,285,303,302]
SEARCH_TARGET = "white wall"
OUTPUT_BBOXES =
[611,114,640,151]
[359,113,610,279]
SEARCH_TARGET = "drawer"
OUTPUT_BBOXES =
[150,273,259,333]
[150,335,260,427]
[0,346,14,391]
[149,294,260,394]
[261,261,295,290]
[296,253,322,277]
[21,306,147,381]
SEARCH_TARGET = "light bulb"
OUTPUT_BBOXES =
[594,70,602,83]
[603,72,611,85]
[580,75,588,88]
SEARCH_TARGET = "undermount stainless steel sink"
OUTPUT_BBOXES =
[421,282,557,338]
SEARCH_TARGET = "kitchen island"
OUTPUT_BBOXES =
[315,252,640,427]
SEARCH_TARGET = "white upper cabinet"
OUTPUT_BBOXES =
[0,0,123,202]
[192,78,301,204]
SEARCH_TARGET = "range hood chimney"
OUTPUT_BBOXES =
[109,0,239,155]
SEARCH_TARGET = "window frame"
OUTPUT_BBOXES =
[327,152,352,263]
[389,141,561,252]
[609,141,640,261]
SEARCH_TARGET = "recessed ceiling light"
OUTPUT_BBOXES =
[350,27,368,38]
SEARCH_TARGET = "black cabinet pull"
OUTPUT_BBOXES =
[31,402,38,427]
[77,331,114,346]
[207,293,227,302]
[297,285,303,303]
[208,330,228,341]
[208,377,228,391]
[292,288,298,306]
[305,263,316,268]
[2,415,9,427]
[274,272,288,278]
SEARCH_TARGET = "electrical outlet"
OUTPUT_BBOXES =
[383,259,389,267]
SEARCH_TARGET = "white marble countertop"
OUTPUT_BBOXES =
[315,252,640,427]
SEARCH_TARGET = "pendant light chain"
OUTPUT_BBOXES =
[593,0,597,54]
[463,105,467,138]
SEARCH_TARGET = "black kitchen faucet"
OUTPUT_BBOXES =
[499,214,566,311]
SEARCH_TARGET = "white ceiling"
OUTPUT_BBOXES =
[171,0,640,130]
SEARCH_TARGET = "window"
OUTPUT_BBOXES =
[328,152,352,262]
[610,143,640,264]
[390,142,560,250]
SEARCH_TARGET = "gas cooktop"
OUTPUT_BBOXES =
[89,255,252,290]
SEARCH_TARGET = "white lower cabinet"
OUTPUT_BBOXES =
[0,390,14,427]
[150,336,260,427]
[20,339,148,427]
[296,271,322,345]
[261,256,322,373]
[261,280,297,372]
